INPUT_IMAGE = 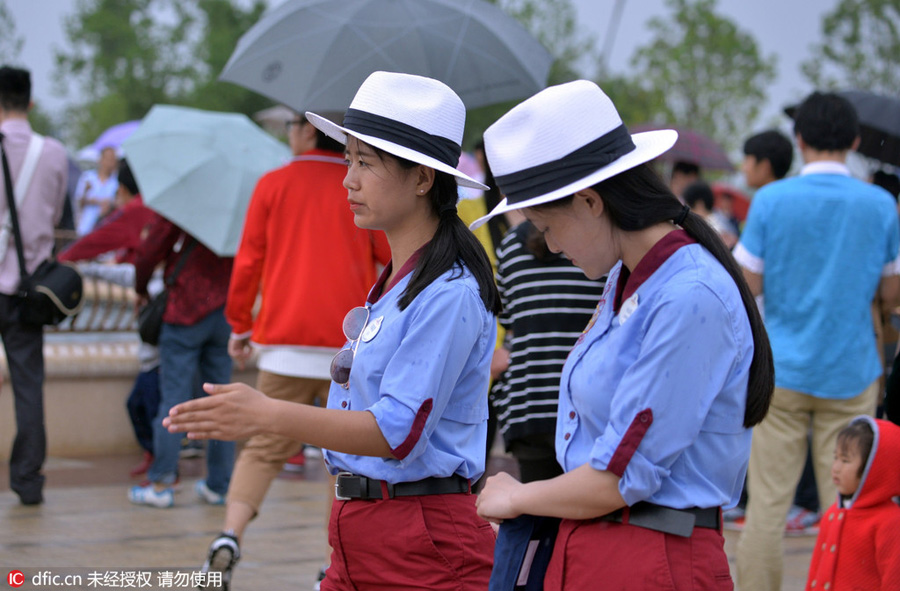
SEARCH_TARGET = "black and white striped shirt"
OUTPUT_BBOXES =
[492,222,606,445]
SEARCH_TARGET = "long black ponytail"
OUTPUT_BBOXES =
[378,149,501,315]
[600,165,773,427]
[538,164,773,427]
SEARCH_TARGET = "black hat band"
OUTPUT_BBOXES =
[494,124,636,204]
[342,108,461,168]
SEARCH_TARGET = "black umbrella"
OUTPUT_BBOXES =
[784,90,900,166]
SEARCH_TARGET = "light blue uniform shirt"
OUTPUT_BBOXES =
[323,264,496,484]
[558,244,753,509]
[735,163,900,398]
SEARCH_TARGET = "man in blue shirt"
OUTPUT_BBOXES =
[734,91,900,591]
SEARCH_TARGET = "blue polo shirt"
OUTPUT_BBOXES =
[558,232,754,509]
[735,162,899,398]
[323,256,496,484]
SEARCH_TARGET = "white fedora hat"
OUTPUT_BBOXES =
[306,71,488,190]
[469,80,678,229]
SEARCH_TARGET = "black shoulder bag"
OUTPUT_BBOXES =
[137,239,196,345]
[0,132,84,326]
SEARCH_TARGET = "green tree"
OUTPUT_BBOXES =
[465,0,595,146]
[0,0,24,65]
[598,74,666,131]
[183,0,272,116]
[801,0,900,94]
[630,0,776,151]
[55,0,200,146]
[54,0,273,147]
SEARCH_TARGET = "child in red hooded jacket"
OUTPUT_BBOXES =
[806,416,900,590]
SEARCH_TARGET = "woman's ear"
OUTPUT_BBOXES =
[416,165,436,195]
[575,188,605,218]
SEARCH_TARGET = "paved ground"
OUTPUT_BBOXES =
[0,451,815,591]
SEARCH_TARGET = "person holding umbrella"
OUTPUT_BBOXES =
[164,71,499,590]
[470,80,773,589]
[127,212,236,509]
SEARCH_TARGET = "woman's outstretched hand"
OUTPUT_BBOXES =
[163,382,271,441]
[475,471,524,523]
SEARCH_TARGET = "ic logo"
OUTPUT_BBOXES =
[7,570,25,587]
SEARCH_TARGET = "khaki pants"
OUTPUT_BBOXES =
[736,381,878,591]
[227,371,331,512]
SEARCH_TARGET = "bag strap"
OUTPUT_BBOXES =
[0,132,31,287]
[15,133,45,201]
[164,238,198,287]
[0,132,44,255]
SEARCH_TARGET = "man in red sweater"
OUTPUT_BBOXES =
[200,111,389,591]
[128,212,235,510]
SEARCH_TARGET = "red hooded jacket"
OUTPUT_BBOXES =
[806,417,900,591]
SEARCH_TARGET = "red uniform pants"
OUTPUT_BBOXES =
[544,517,733,591]
[321,493,495,591]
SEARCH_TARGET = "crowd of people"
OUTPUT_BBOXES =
[2,58,900,591]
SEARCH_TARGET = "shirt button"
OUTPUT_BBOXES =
[830,545,836,552]
[341,400,348,408]
[837,513,844,520]
[564,433,571,440]
[824,583,830,590]
[569,411,576,419]
[828,514,834,521]
[811,581,816,588]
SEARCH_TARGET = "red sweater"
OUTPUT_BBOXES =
[226,150,390,348]
[58,195,156,264]
[806,418,900,591]
[134,213,233,326]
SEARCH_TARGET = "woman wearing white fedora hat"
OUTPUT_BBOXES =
[473,80,774,590]
[163,71,499,590]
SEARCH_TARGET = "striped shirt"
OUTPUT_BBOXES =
[492,222,606,444]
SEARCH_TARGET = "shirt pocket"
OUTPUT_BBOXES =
[441,400,487,424]
[700,408,745,434]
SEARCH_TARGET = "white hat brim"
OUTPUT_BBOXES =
[306,112,488,191]
[469,129,678,230]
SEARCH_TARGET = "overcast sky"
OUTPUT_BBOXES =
[8,0,839,137]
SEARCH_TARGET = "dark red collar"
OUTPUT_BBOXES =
[613,230,696,313]
[367,244,426,304]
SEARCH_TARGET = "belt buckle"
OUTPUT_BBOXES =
[334,471,353,501]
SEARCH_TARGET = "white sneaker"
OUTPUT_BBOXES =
[195,480,226,505]
[200,533,240,591]
[129,484,174,508]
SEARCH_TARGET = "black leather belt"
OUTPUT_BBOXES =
[600,502,721,537]
[334,472,470,500]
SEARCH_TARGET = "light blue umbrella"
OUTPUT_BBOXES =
[122,105,291,256]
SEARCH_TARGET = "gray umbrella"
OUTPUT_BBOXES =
[785,90,900,166]
[219,0,553,112]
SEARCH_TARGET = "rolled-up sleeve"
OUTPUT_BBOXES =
[589,283,747,505]
[367,284,490,465]
[734,190,769,274]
